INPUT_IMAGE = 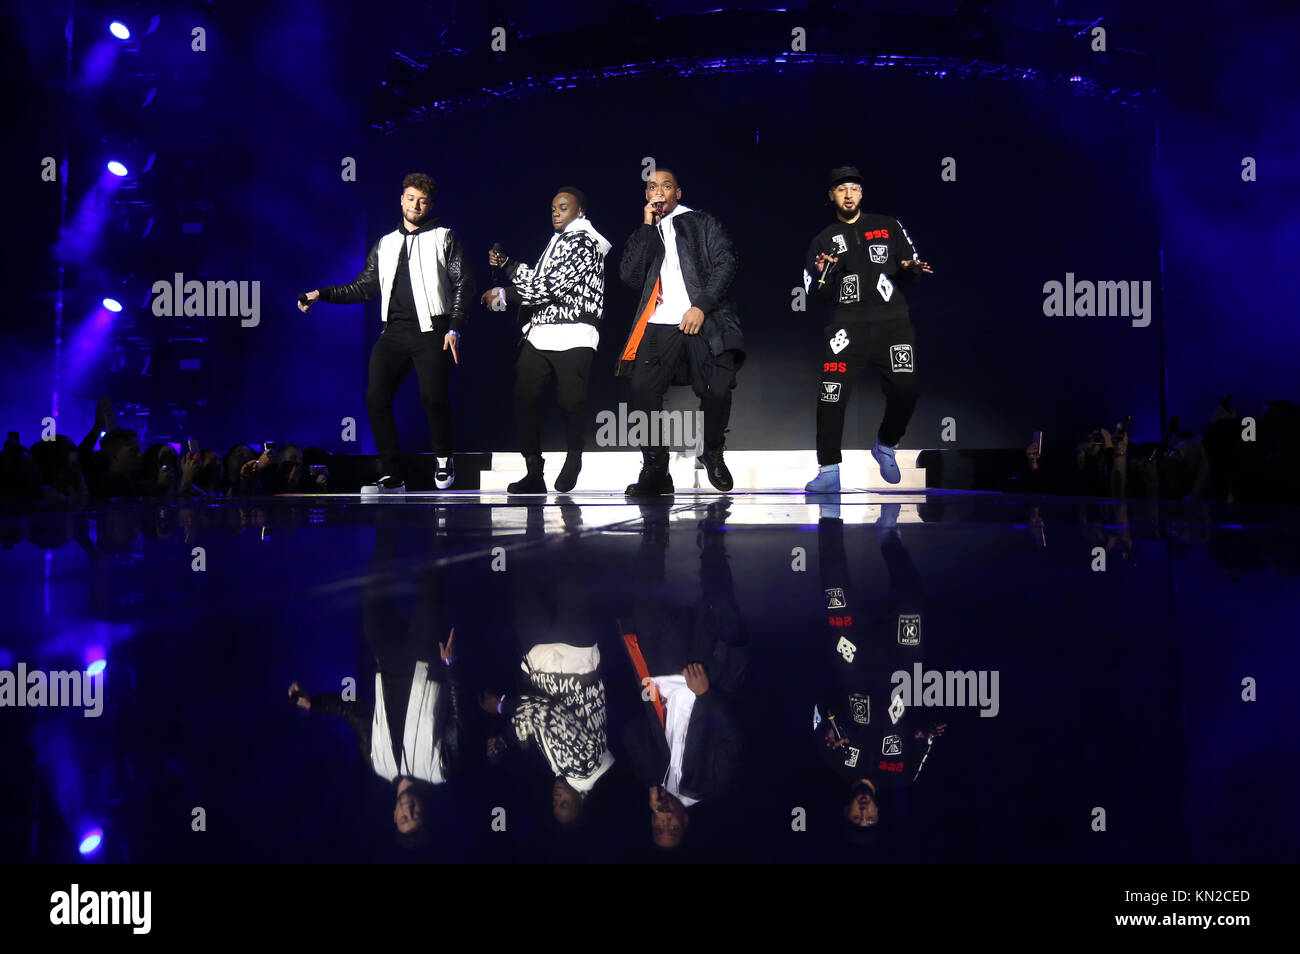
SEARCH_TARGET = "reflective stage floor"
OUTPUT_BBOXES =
[2,490,1296,863]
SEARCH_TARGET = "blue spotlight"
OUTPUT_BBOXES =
[106,161,128,177]
[102,298,122,312]
[79,828,104,855]
[109,22,130,40]
[87,659,107,676]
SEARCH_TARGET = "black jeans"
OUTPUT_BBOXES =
[627,323,740,453]
[816,318,918,465]
[514,340,594,458]
[366,317,453,476]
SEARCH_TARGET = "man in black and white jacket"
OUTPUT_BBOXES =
[299,172,474,493]
[617,168,746,496]
[482,188,611,494]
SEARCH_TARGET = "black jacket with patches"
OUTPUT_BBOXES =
[814,514,938,791]
[804,213,922,324]
[617,210,746,376]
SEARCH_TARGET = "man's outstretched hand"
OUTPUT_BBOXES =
[900,259,934,274]
[297,290,321,314]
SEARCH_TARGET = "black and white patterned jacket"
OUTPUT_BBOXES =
[503,219,610,328]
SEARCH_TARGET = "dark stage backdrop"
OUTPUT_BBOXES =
[281,68,1160,457]
[11,3,1202,460]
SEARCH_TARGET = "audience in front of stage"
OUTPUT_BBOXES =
[3,392,1297,503]
[0,398,331,502]
[1010,395,1300,504]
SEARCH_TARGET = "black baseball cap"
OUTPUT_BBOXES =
[828,166,863,188]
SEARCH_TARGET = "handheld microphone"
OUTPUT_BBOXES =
[490,242,503,285]
[817,252,839,287]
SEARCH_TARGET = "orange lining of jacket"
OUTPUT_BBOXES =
[620,276,663,364]
[622,631,666,728]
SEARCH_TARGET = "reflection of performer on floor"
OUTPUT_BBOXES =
[813,504,945,836]
[478,570,614,826]
[620,500,748,849]
[287,526,464,846]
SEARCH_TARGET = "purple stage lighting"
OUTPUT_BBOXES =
[84,644,107,670]
[109,21,130,40]
[79,828,104,855]
[106,161,128,177]
[102,298,122,312]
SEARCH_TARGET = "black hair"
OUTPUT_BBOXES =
[555,186,588,215]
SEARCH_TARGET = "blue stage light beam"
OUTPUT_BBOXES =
[79,828,104,855]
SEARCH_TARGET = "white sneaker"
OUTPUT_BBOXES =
[434,457,455,490]
[361,475,405,494]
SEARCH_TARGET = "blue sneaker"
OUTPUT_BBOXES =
[805,463,840,493]
[871,440,901,484]
[876,502,901,543]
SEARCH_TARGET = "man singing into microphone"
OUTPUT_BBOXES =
[803,166,933,492]
[298,173,474,493]
[481,188,611,494]
[617,168,745,496]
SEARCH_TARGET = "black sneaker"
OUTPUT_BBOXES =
[434,457,455,490]
[698,443,734,492]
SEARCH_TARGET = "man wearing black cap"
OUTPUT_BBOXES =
[803,166,933,492]
[617,168,745,496]
[483,188,611,494]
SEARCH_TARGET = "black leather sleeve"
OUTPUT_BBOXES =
[440,662,465,778]
[310,690,370,756]
[444,230,475,334]
[320,240,381,304]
